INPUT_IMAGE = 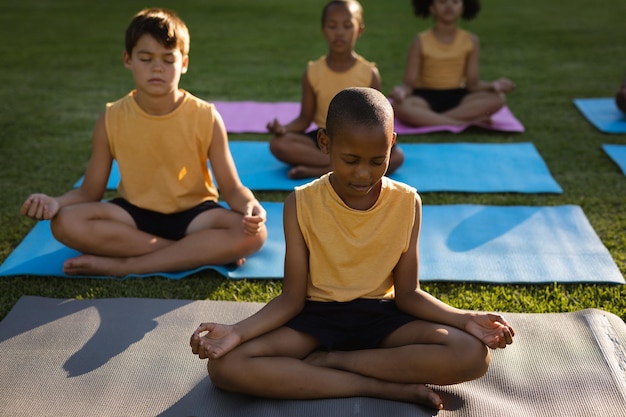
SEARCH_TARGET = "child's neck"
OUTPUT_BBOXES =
[325,50,358,73]
[133,89,185,116]
[330,174,381,211]
[432,22,458,43]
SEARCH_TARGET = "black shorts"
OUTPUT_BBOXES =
[285,299,416,351]
[305,129,321,148]
[412,88,468,113]
[109,198,223,241]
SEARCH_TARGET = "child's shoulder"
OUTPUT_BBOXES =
[384,176,414,191]
[383,177,418,199]
[307,55,327,68]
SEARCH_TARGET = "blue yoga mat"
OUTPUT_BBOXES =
[573,98,626,133]
[602,144,626,175]
[418,205,623,284]
[0,202,285,280]
[1,204,622,284]
[75,142,562,194]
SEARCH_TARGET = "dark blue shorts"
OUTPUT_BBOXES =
[109,198,223,241]
[412,88,468,113]
[285,299,416,351]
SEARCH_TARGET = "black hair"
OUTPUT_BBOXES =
[326,87,393,138]
[411,0,480,20]
[125,8,190,56]
[321,0,364,26]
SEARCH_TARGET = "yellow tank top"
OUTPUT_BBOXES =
[307,55,376,128]
[105,90,219,214]
[417,28,474,89]
[295,173,416,302]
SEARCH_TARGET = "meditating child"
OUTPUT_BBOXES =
[390,0,516,127]
[191,87,515,410]
[20,8,267,277]
[266,0,404,179]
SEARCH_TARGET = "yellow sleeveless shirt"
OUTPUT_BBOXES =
[105,90,219,214]
[307,55,376,128]
[295,173,417,302]
[417,28,474,89]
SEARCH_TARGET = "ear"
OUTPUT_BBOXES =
[123,51,131,69]
[357,22,365,38]
[181,54,189,75]
[317,129,331,154]
[391,131,397,147]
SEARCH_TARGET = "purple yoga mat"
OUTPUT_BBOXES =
[213,101,524,134]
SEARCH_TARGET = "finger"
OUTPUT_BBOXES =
[19,198,33,216]
[190,332,200,351]
[503,327,514,345]
[195,322,214,334]
[492,314,512,328]
[29,200,44,220]
[23,198,39,218]
[37,203,50,220]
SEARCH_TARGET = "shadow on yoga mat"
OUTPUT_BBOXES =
[74,142,563,194]
[574,98,626,133]
[213,101,525,134]
[1,204,622,284]
[1,296,625,417]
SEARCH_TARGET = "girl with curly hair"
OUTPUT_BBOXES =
[390,0,515,127]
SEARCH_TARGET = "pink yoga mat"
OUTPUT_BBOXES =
[213,101,524,134]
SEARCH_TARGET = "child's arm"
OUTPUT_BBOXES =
[191,192,309,359]
[465,34,515,94]
[208,111,266,235]
[393,195,515,350]
[267,70,316,135]
[390,36,422,101]
[20,112,112,220]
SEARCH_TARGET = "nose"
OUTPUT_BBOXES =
[355,163,370,180]
[152,60,164,73]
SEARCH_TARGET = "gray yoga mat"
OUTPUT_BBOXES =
[1,296,625,417]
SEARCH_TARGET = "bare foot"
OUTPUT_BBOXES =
[63,254,127,277]
[227,258,246,268]
[288,165,329,179]
[63,254,246,276]
[473,114,493,125]
[303,351,443,409]
[408,384,444,410]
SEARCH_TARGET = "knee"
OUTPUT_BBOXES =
[234,225,267,259]
[50,207,74,245]
[490,92,506,112]
[207,356,244,393]
[269,137,290,161]
[457,337,491,382]
[392,101,414,122]
[207,358,230,390]
[245,226,267,255]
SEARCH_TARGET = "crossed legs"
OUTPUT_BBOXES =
[393,91,505,127]
[207,320,489,409]
[50,201,266,276]
[269,133,405,179]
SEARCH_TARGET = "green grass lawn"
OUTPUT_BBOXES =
[0,0,625,320]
